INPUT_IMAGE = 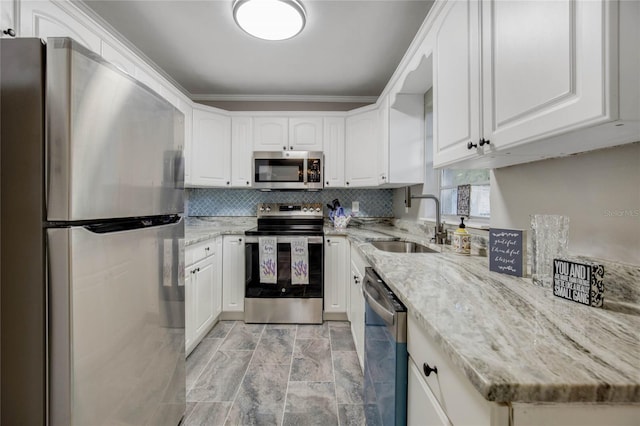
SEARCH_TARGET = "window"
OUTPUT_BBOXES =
[440,169,490,219]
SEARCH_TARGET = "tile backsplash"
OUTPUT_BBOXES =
[186,188,394,217]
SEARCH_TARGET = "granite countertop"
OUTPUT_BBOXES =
[184,217,256,246]
[186,219,640,404]
[328,224,640,404]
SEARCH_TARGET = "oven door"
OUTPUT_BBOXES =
[244,235,323,298]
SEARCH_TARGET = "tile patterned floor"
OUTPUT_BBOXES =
[185,321,366,426]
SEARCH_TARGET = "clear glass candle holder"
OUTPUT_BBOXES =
[530,214,570,288]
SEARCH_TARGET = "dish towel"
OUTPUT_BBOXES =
[259,237,277,284]
[291,237,309,285]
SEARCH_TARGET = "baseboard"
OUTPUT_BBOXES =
[323,312,348,321]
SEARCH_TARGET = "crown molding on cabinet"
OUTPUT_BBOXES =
[191,93,379,104]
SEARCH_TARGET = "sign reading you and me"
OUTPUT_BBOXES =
[489,228,526,277]
[553,259,605,308]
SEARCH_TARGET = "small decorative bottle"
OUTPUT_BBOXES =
[453,217,471,255]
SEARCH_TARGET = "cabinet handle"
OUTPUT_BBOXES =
[3,28,16,37]
[479,138,491,147]
[467,141,477,150]
[423,363,438,377]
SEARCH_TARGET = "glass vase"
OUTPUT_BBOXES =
[530,214,569,288]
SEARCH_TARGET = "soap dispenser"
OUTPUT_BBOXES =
[453,217,471,255]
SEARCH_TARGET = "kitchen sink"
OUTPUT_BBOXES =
[370,240,438,253]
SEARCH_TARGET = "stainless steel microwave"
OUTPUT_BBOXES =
[252,151,323,190]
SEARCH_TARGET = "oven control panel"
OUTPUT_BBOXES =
[257,203,323,218]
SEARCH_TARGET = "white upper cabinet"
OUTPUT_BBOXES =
[191,107,231,187]
[20,0,101,53]
[323,117,346,188]
[253,117,289,150]
[289,117,323,151]
[380,94,426,186]
[231,116,253,188]
[431,0,639,168]
[253,117,323,151]
[432,0,481,168]
[345,107,380,187]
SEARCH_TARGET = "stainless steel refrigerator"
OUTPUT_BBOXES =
[1,38,186,425]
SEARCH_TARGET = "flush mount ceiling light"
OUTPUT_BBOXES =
[233,0,306,41]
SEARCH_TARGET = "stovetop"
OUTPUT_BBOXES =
[247,203,325,236]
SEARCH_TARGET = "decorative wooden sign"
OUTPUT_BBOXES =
[489,228,526,277]
[553,259,605,307]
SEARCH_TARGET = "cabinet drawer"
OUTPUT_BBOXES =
[407,314,506,425]
[186,239,216,266]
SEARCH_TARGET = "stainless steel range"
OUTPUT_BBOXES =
[244,203,324,324]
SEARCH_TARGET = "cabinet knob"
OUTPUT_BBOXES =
[290,146,294,150]
[326,181,329,185]
[327,239,331,243]
[238,238,242,242]
[479,138,491,147]
[226,181,230,185]
[381,175,386,180]
[467,141,477,150]
[423,363,438,377]
[205,247,210,251]
[346,181,350,186]
[246,181,249,185]
[2,28,16,37]
[283,146,287,150]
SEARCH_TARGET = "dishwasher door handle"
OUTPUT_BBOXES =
[362,276,396,326]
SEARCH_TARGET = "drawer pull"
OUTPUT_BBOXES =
[423,363,438,377]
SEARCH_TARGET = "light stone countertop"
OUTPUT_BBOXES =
[186,219,640,403]
[184,217,256,246]
[327,224,640,404]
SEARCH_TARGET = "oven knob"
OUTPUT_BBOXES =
[315,207,321,212]
[303,207,308,212]
[265,206,271,212]
[259,207,265,212]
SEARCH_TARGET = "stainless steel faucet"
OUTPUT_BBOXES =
[404,187,448,244]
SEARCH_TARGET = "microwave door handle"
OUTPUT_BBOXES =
[303,158,308,185]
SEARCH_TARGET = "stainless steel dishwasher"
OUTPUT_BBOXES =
[362,267,408,426]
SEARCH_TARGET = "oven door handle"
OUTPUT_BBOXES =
[362,274,396,326]
[244,235,324,244]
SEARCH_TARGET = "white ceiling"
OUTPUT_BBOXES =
[80,0,434,102]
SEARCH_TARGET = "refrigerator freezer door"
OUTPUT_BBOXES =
[47,218,185,426]
[46,38,184,221]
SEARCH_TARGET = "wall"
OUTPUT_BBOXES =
[187,188,393,217]
[490,143,640,265]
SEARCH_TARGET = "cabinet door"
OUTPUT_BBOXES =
[253,117,288,150]
[324,236,349,313]
[482,0,612,151]
[185,265,195,354]
[192,108,231,186]
[432,0,481,168]
[408,358,452,426]
[20,0,101,53]
[222,236,245,312]
[1,0,16,38]
[194,256,216,338]
[349,261,365,370]
[231,116,253,187]
[177,99,194,186]
[323,117,345,188]
[289,117,323,151]
[345,109,380,187]
[100,41,135,76]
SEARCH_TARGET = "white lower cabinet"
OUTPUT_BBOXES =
[324,236,349,314]
[349,245,368,370]
[222,235,245,314]
[408,358,451,426]
[185,238,222,356]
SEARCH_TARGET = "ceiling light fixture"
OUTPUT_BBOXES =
[233,0,306,41]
